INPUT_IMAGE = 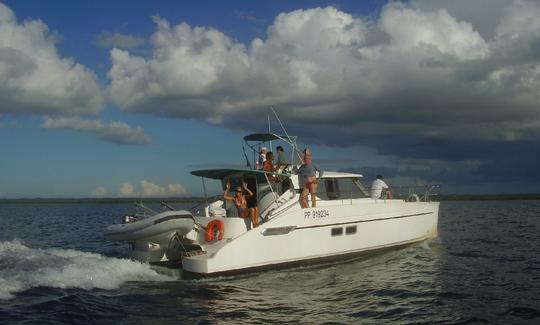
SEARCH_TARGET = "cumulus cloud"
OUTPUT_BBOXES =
[119,183,134,196]
[95,32,146,49]
[118,181,186,197]
[167,183,186,194]
[140,180,186,196]
[140,180,166,196]
[91,186,107,197]
[105,2,540,189]
[42,116,150,145]
[0,3,103,115]
[107,3,540,146]
[410,0,512,40]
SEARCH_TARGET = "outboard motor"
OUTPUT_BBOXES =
[122,215,137,224]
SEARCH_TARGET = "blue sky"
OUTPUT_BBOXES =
[1,0,539,198]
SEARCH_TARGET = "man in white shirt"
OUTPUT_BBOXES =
[371,174,393,199]
[256,147,268,169]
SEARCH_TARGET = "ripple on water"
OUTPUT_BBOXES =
[500,306,540,320]
[1,201,540,324]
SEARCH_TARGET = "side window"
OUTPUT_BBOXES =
[338,178,368,199]
[325,179,340,199]
[352,178,370,197]
[318,177,369,200]
[331,227,343,236]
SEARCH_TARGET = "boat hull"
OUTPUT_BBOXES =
[181,241,420,279]
[182,200,439,276]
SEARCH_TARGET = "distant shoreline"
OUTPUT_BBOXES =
[0,197,207,204]
[1,194,539,204]
[433,193,540,201]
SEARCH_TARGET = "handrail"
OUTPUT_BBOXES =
[188,195,223,216]
[313,184,441,202]
[134,201,158,216]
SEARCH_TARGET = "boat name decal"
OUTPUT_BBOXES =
[304,209,330,219]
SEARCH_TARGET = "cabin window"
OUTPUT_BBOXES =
[324,179,340,199]
[319,178,369,200]
[352,178,370,197]
[331,227,343,236]
[345,225,357,235]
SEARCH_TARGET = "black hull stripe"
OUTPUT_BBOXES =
[296,212,433,230]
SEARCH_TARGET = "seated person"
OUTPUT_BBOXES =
[275,146,289,171]
[256,147,268,169]
[263,151,279,182]
[371,174,393,199]
[223,180,259,227]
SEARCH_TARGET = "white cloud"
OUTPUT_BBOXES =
[141,180,186,196]
[118,181,186,197]
[379,3,489,60]
[140,180,166,196]
[42,116,150,145]
[95,32,146,49]
[106,2,540,153]
[119,183,134,196]
[91,186,107,197]
[0,3,103,115]
[410,0,512,39]
[167,183,186,194]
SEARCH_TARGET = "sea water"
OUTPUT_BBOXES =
[0,201,539,324]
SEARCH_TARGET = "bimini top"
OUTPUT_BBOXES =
[190,168,290,180]
[243,133,296,142]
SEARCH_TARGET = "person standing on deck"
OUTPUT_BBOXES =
[275,146,289,172]
[297,148,322,208]
[256,147,268,169]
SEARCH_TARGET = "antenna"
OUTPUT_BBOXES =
[270,107,302,161]
[267,114,273,151]
[242,146,252,169]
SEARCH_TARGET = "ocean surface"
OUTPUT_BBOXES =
[0,200,539,324]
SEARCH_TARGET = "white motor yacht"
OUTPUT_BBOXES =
[104,133,439,277]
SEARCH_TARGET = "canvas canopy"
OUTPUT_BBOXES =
[243,133,295,142]
[190,168,290,180]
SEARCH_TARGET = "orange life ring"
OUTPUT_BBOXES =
[205,219,225,242]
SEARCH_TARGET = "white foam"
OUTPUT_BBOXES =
[0,240,176,300]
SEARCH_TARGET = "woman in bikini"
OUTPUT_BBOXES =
[223,180,259,228]
[298,148,322,208]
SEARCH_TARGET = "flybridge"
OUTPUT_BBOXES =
[243,132,302,170]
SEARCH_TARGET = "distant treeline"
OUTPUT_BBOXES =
[434,193,540,201]
[1,194,540,204]
[0,197,207,204]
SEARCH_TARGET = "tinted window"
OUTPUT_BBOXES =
[319,178,368,200]
[331,227,343,236]
[346,226,357,235]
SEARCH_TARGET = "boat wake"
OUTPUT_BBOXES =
[0,240,176,300]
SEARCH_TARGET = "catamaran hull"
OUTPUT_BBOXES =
[181,200,439,277]
[181,241,417,279]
